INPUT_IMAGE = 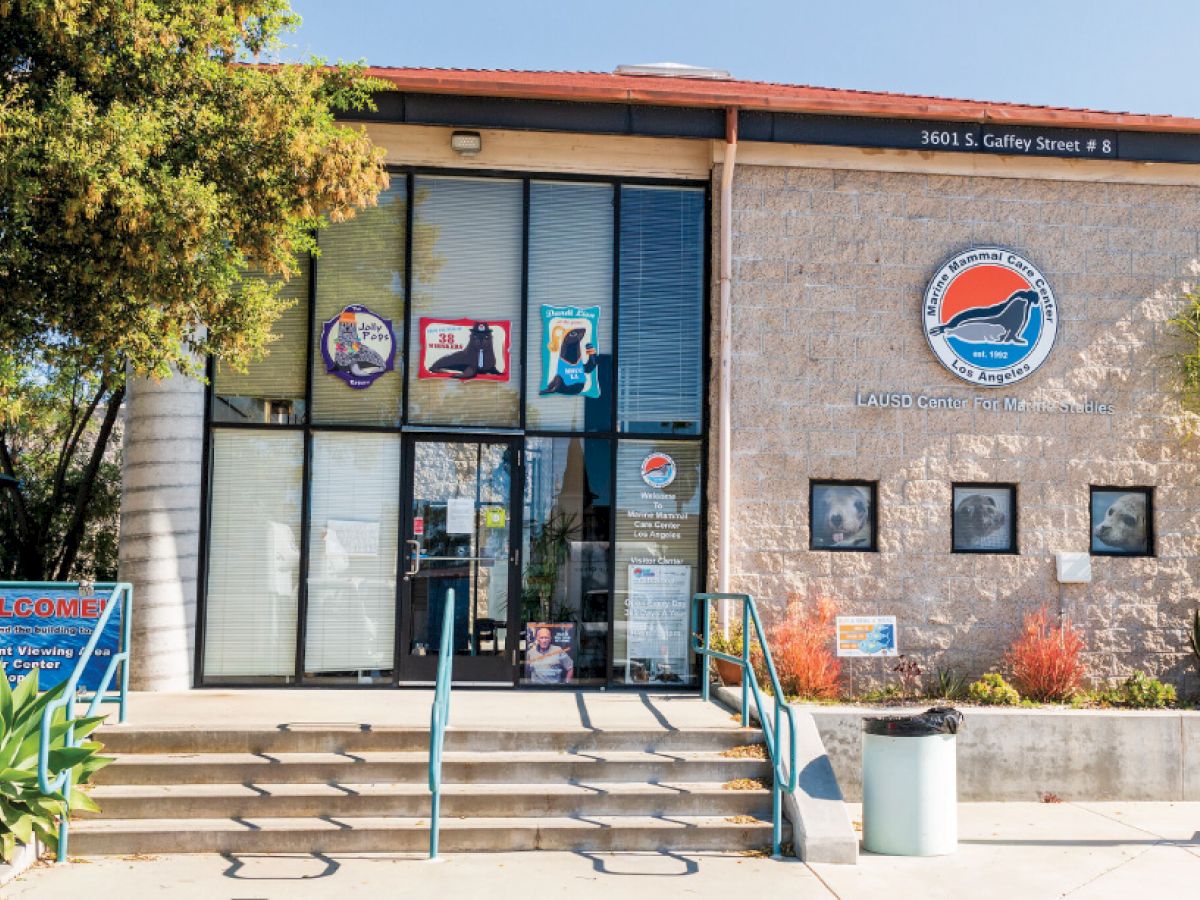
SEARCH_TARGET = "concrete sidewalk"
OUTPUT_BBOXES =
[100,688,737,730]
[10,802,1200,899]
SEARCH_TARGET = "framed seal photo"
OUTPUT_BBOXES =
[810,480,877,552]
[952,484,1017,554]
[923,247,1058,387]
[1090,487,1154,557]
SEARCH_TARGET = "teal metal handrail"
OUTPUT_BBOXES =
[691,592,798,858]
[427,587,456,860]
[0,581,134,863]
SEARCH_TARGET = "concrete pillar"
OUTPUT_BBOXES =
[118,369,206,691]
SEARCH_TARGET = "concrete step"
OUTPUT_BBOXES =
[97,727,762,755]
[82,781,773,820]
[93,750,772,786]
[68,814,786,855]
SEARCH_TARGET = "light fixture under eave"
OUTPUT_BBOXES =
[450,130,482,156]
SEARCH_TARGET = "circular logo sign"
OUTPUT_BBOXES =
[320,304,396,390]
[923,247,1058,387]
[640,453,676,489]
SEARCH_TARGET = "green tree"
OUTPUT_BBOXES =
[0,1,388,578]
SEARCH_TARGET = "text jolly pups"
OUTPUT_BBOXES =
[923,247,1058,387]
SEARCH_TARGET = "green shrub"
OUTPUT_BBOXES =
[967,672,1021,706]
[0,665,111,862]
[928,667,968,701]
[1103,671,1177,709]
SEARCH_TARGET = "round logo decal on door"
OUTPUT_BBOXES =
[923,247,1058,387]
[640,453,676,489]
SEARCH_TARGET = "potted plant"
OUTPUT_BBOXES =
[707,615,747,686]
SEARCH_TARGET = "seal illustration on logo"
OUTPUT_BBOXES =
[923,247,1057,386]
[640,453,676,489]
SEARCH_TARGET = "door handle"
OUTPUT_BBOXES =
[405,539,421,576]
[419,556,497,563]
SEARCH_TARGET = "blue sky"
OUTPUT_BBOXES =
[282,1,1200,117]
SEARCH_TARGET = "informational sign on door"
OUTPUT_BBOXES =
[446,498,475,534]
[836,616,898,657]
[624,563,691,685]
[0,586,122,690]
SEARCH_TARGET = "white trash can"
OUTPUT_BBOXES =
[861,706,963,856]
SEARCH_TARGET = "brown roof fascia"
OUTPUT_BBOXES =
[362,68,1200,135]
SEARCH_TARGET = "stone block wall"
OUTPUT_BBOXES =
[714,163,1200,693]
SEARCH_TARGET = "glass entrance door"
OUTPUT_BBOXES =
[400,437,520,682]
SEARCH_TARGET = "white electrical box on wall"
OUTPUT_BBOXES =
[1055,552,1092,583]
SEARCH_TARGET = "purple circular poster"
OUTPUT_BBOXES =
[320,304,396,389]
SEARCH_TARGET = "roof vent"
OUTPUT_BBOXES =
[614,62,732,80]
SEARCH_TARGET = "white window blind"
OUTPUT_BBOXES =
[213,257,310,424]
[408,176,522,427]
[311,178,406,426]
[617,186,705,434]
[304,433,400,673]
[203,430,303,677]
[526,181,614,432]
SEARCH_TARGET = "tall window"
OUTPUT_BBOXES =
[203,431,303,680]
[617,186,706,435]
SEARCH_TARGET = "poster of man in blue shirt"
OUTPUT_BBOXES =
[524,623,575,684]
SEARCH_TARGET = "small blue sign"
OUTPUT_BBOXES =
[0,587,121,690]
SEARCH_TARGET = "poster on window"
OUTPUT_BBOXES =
[524,623,575,684]
[539,305,600,398]
[418,318,510,382]
[624,563,691,685]
[319,305,396,389]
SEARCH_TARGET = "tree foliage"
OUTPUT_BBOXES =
[0,2,388,578]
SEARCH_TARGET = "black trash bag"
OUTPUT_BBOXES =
[862,706,965,737]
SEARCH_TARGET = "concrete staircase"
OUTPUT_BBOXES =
[74,724,785,854]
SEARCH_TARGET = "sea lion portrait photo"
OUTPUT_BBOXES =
[928,289,1040,345]
[953,490,1011,551]
[429,322,502,380]
[812,484,873,549]
[1092,491,1149,553]
[541,326,599,395]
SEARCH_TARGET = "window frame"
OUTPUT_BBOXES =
[808,479,879,553]
[195,165,712,688]
[950,482,1019,555]
[1089,485,1155,558]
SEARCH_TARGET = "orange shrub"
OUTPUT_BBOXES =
[765,597,841,699]
[1005,605,1086,702]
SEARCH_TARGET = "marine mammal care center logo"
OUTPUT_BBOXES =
[320,304,396,390]
[640,453,676,489]
[923,247,1057,387]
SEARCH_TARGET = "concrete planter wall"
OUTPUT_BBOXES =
[810,705,1200,802]
[0,838,42,886]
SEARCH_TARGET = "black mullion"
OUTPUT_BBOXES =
[507,437,523,686]
[294,248,317,683]
[696,179,713,689]
[402,171,415,427]
[606,184,621,687]
[519,178,530,431]
[194,355,215,685]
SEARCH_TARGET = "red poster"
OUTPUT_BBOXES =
[418,318,511,382]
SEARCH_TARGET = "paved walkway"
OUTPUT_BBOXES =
[100,688,737,730]
[11,802,1200,899]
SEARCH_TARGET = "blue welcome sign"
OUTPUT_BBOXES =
[0,586,122,690]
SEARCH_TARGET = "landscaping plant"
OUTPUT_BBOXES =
[0,666,111,862]
[768,597,841,700]
[1102,671,1177,709]
[929,667,969,701]
[891,655,923,697]
[967,672,1021,706]
[1005,605,1087,702]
